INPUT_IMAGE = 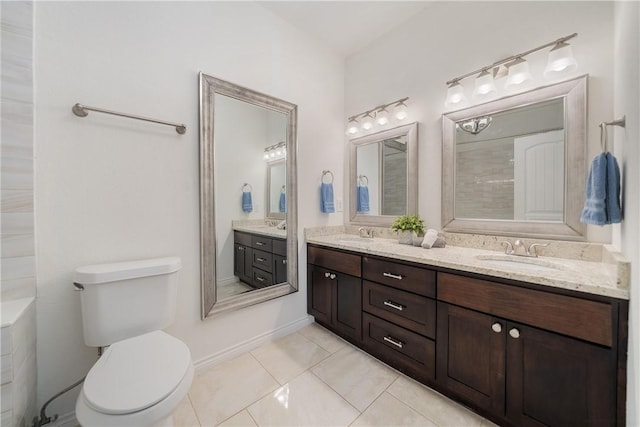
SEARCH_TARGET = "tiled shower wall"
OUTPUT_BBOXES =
[1,1,36,300]
[1,2,38,426]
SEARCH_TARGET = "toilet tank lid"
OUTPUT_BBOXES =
[74,257,182,285]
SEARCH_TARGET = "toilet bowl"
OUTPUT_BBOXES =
[75,330,194,427]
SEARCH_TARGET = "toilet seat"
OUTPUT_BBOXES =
[83,330,191,415]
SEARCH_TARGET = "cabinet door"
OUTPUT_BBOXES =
[333,272,362,342]
[436,302,505,414]
[307,265,332,325]
[234,244,253,285]
[506,322,616,427]
[273,254,287,284]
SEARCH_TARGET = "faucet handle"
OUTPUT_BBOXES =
[527,243,549,257]
[501,241,514,255]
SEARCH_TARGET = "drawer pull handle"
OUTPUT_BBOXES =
[256,276,265,282]
[383,300,404,311]
[283,260,287,264]
[324,272,331,278]
[383,336,404,349]
[256,242,265,246]
[238,247,244,251]
[509,328,520,339]
[383,272,403,280]
[330,273,336,280]
[256,257,266,262]
[491,323,502,333]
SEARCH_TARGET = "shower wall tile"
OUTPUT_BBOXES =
[0,278,36,301]
[1,157,34,190]
[1,234,35,258]
[1,256,36,282]
[1,190,33,213]
[0,213,34,236]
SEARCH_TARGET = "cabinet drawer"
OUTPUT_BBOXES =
[234,231,252,246]
[308,246,361,277]
[251,235,273,252]
[252,269,273,288]
[363,281,436,338]
[363,313,435,382]
[438,272,614,347]
[273,238,287,257]
[252,249,273,273]
[363,257,435,298]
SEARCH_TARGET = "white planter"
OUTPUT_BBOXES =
[397,230,416,245]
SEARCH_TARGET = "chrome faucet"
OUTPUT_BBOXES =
[501,239,549,257]
[359,227,374,239]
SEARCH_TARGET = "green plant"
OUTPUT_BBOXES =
[391,214,425,235]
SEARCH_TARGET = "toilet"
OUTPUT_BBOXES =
[73,257,194,427]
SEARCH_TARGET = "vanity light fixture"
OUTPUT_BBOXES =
[263,141,286,162]
[345,97,410,136]
[444,33,577,107]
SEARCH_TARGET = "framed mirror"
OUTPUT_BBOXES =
[349,122,418,226]
[267,160,286,220]
[199,73,298,319]
[442,75,587,240]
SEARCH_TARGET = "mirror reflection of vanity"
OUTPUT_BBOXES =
[442,76,587,239]
[199,73,298,318]
[349,122,418,226]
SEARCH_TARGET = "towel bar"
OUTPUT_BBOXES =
[72,103,187,134]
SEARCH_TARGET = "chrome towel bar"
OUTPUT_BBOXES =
[72,103,186,134]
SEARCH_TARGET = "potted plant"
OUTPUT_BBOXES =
[391,214,425,245]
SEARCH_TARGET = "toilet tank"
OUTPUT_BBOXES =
[74,257,182,347]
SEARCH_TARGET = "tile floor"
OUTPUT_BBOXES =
[173,323,497,427]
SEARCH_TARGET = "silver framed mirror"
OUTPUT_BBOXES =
[199,73,298,319]
[349,122,418,226]
[266,160,286,220]
[442,75,587,240]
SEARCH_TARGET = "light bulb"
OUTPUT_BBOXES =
[270,152,275,158]
[376,108,390,126]
[504,57,533,90]
[264,153,269,160]
[346,119,359,136]
[473,69,496,98]
[394,103,408,121]
[445,81,466,108]
[544,41,577,78]
[361,113,374,131]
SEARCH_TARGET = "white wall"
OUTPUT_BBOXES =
[345,1,614,243]
[613,2,640,425]
[34,1,344,417]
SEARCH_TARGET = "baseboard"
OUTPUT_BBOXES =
[193,314,314,373]
[50,410,78,427]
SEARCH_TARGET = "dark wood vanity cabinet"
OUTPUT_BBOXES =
[307,246,362,343]
[306,244,627,426]
[437,272,622,427]
[234,231,286,288]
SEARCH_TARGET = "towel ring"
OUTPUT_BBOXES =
[322,170,334,184]
[281,185,286,194]
[599,116,626,153]
[242,183,252,192]
[358,175,369,186]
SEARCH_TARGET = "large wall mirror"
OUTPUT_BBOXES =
[349,122,418,226]
[442,75,587,239]
[199,73,298,319]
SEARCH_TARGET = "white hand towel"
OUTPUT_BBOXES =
[421,229,439,249]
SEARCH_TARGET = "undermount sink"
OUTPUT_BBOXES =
[475,254,564,272]
[335,236,374,244]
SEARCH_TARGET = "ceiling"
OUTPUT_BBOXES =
[259,1,430,58]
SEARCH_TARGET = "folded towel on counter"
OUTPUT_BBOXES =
[432,236,446,248]
[421,229,439,249]
[279,192,286,213]
[580,152,621,225]
[356,185,370,213]
[321,182,335,213]
[242,191,253,213]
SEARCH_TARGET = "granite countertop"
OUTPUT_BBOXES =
[306,233,629,300]
[233,224,287,239]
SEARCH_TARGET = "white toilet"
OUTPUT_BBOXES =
[73,257,194,427]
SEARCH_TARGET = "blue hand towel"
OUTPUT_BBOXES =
[580,152,621,225]
[357,185,370,213]
[279,192,286,213]
[242,191,252,213]
[320,182,335,213]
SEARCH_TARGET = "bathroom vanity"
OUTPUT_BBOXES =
[234,230,287,289]
[306,233,628,427]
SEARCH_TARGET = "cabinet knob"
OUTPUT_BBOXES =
[509,328,520,339]
[491,322,502,333]
[282,259,287,264]
[330,273,336,280]
[324,272,330,278]
[238,247,244,251]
